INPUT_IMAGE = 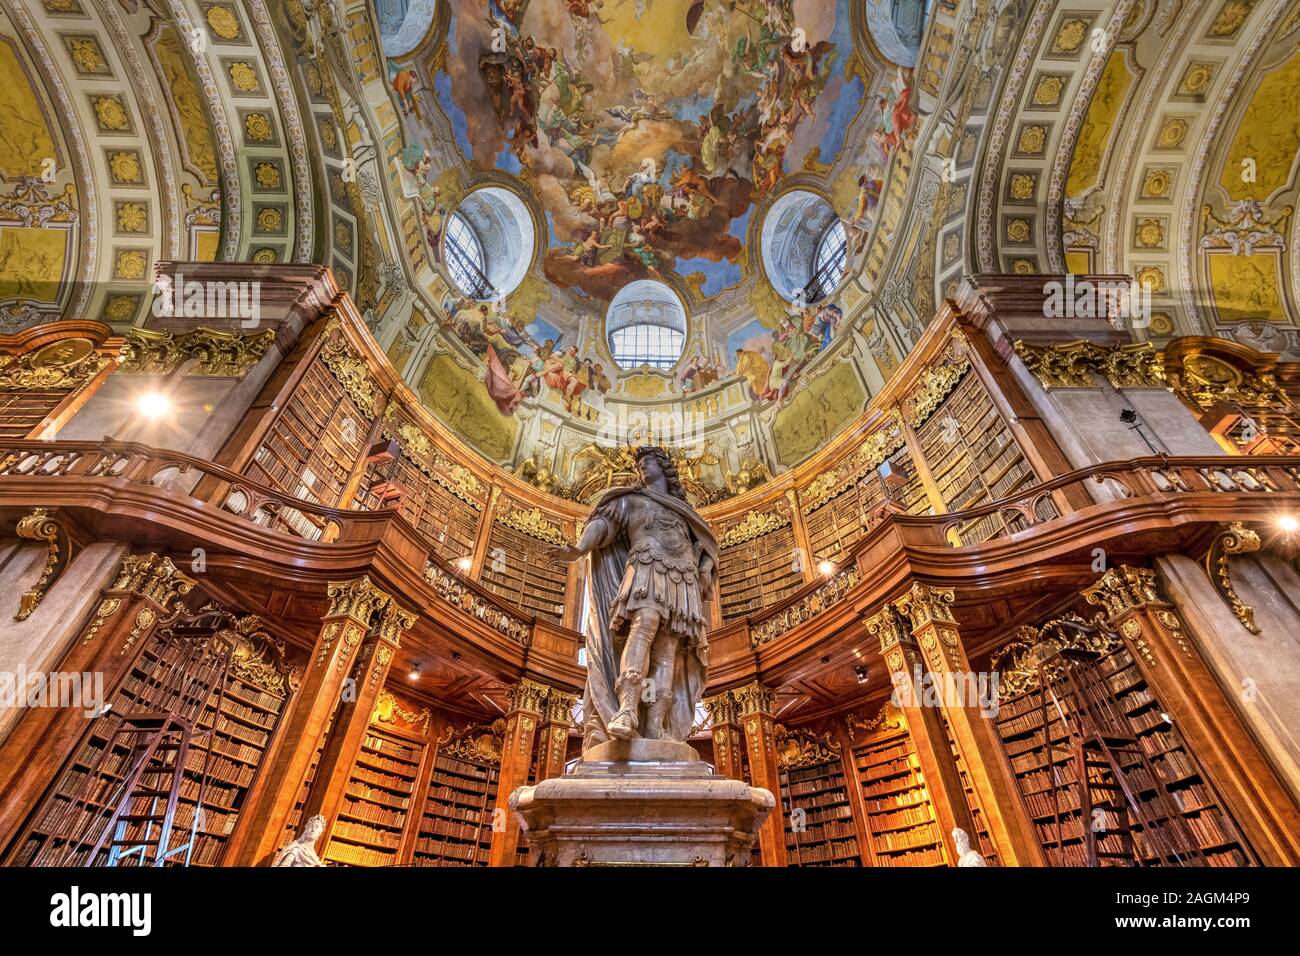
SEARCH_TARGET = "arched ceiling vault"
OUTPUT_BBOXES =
[976,0,1300,353]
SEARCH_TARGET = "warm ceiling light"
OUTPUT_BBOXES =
[135,391,171,418]
[854,665,869,684]
[456,556,473,572]
[408,666,420,681]
[818,560,835,577]
[1279,515,1299,533]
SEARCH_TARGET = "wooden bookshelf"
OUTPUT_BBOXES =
[8,621,295,867]
[803,446,927,564]
[939,711,998,863]
[353,412,484,567]
[780,756,862,867]
[478,505,569,622]
[0,387,70,440]
[243,351,371,537]
[325,727,424,867]
[995,644,1255,867]
[913,369,1044,544]
[413,724,505,867]
[853,727,947,866]
[716,512,803,621]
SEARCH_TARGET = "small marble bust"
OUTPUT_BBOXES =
[271,814,327,867]
[952,827,989,867]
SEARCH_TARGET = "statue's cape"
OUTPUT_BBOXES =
[582,486,717,747]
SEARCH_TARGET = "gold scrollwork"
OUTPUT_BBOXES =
[0,339,108,391]
[773,724,841,769]
[497,506,570,546]
[1013,340,1165,390]
[14,508,70,621]
[437,719,506,766]
[718,507,790,548]
[373,689,432,735]
[1204,522,1262,634]
[116,327,275,378]
[319,330,378,418]
[989,614,1123,697]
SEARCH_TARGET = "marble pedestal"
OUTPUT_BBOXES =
[509,738,774,867]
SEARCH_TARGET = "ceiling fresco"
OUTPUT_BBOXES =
[407,0,877,301]
[4,0,1300,485]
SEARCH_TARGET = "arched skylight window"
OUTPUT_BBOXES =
[443,186,535,301]
[810,220,848,301]
[760,190,843,303]
[606,280,687,371]
[444,211,491,299]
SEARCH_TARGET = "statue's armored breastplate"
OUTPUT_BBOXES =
[627,499,696,574]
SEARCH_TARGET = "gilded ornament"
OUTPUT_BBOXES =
[114,250,147,279]
[66,37,107,74]
[990,614,1123,696]
[103,294,138,322]
[1208,0,1255,37]
[498,506,570,546]
[1031,75,1063,106]
[1204,522,1262,634]
[730,681,775,717]
[0,339,106,390]
[718,507,789,547]
[1179,62,1215,95]
[1050,18,1089,53]
[115,201,147,233]
[256,207,283,232]
[905,355,970,426]
[91,94,129,131]
[773,724,841,769]
[205,5,241,39]
[319,333,378,418]
[1140,168,1172,199]
[122,607,156,655]
[252,247,278,263]
[244,112,273,142]
[1156,117,1188,150]
[227,61,258,91]
[1082,565,1162,618]
[14,509,69,621]
[1136,266,1166,293]
[438,720,506,766]
[1006,218,1031,243]
[1135,219,1165,249]
[845,703,904,742]
[373,690,432,735]
[254,162,281,189]
[117,327,275,378]
[81,597,122,645]
[1010,173,1036,200]
[1017,125,1046,154]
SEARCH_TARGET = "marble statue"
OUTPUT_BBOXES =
[952,826,989,867]
[549,446,718,751]
[271,814,326,867]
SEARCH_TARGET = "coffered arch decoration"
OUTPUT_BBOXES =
[0,0,87,332]
[978,0,1300,349]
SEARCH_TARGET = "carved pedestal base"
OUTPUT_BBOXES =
[510,739,774,867]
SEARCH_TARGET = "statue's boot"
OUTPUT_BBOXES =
[608,669,643,740]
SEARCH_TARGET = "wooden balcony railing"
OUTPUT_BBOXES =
[5,441,1299,653]
[748,454,1300,647]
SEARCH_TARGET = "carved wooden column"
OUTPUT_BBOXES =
[703,691,745,780]
[227,575,415,865]
[865,602,978,864]
[535,686,578,783]
[892,582,1046,865]
[0,553,194,855]
[308,589,415,846]
[1083,566,1300,865]
[488,678,548,866]
[733,681,788,867]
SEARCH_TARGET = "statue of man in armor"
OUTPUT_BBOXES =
[548,446,718,750]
